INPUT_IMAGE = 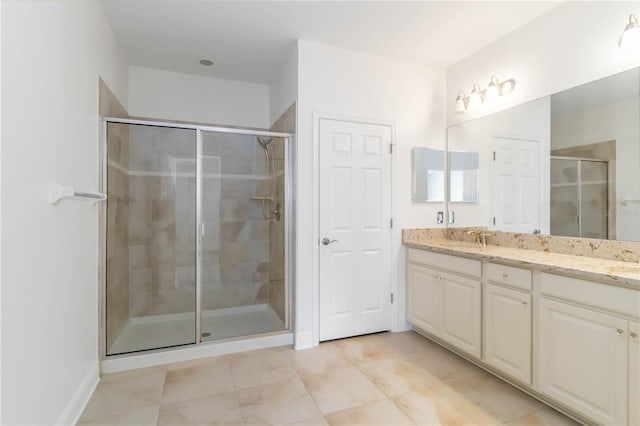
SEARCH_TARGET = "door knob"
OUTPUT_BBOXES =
[322,238,339,245]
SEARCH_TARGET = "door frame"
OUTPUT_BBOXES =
[311,112,397,347]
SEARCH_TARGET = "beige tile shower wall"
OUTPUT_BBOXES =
[101,80,130,352]
[128,126,197,317]
[268,103,296,322]
[202,132,271,311]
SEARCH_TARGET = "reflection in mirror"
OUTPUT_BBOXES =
[449,151,479,203]
[446,66,640,242]
[412,148,445,202]
[551,67,639,242]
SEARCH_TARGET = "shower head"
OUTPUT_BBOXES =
[257,136,273,150]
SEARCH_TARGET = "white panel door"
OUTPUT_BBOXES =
[406,264,439,335]
[538,298,628,425]
[319,119,392,341]
[630,321,640,426]
[492,137,540,233]
[484,284,532,385]
[438,272,481,358]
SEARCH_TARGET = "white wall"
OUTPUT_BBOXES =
[128,66,270,129]
[269,43,298,126]
[552,98,640,241]
[447,97,551,233]
[295,39,446,348]
[447,1,640,127]
[1,1,128,424]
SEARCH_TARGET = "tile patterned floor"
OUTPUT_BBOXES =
[78,331,581,425]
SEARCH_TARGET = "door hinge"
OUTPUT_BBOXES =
[390,218,393,228]
[493,217,496,225]
[390,144,393,154]
[390,293,394,304]
[492,151,496,161]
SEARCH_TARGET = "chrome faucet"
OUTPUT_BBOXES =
[480,233,494,249]
[467,230,481,245]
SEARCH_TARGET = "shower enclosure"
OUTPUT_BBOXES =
[550,156,608,239]
[103,118,292,356]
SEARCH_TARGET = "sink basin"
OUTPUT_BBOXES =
[605,265,640,274]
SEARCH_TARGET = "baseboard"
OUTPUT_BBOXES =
[294,331,314,350]
[55,361,100,425]
[392,317,412,332]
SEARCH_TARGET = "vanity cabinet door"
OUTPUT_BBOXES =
[406,264,439,335]
[439,272,481,358]
[484,284,531,385]
[538,298,628,425]
[630,321,639,426]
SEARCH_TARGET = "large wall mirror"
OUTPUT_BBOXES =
[446,66,640,242]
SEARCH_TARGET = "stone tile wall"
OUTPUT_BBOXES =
[101,79,130,352]
[268,103,296,323]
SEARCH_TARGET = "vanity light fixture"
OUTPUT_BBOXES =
[619,14,640,50]
[454,75,517,113]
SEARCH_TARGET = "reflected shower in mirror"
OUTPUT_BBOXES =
[412,147,445,202]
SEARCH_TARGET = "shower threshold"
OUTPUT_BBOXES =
[108,304,284,356]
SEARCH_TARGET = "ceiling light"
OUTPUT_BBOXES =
[619,14,640,50]
[467,84,483,109]
[199,58,215,66]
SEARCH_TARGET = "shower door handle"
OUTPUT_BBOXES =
[322,238,339,246]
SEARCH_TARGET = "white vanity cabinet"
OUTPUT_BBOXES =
[406,248,482,358]
[630,321,640,426]
[484,282,532,385]
[538,272,640,426]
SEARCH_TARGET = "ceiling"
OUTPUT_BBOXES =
[100,1,563,85]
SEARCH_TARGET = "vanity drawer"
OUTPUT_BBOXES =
[540,272,640,319]
[408,248,481,278]
[486,262,532,291]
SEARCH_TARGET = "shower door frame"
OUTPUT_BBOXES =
[550,155,609,239]
[100,117,294,359]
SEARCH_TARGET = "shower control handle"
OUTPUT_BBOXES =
[322,238,339,246]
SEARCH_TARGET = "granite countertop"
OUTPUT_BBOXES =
[404,239,640,291]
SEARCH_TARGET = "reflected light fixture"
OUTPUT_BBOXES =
[619,14,640,50]
[454,75,517,113]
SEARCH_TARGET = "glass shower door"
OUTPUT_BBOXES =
[550,158,580,237]
[580,160,608,239]
[199,131,287,341]
[105,123,198,355]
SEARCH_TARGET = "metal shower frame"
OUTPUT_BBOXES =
[99,116,295,358]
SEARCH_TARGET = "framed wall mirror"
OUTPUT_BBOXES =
[446,66,640,242]
[412,147,445,202]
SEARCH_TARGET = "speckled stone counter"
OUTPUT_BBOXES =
[403,228,640,290]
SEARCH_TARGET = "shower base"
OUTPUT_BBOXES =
[108,304,285,355]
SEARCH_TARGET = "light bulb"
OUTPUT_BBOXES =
[467,84,482,109]
[455,91,467,113]
[485,76,500,102]
[619,15,640,51]
[500,79,516,95]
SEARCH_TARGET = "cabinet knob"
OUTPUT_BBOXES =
[616,329,624,335]
[522,301,528,305]
[631,332,638,339]
[502,273,508,279]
